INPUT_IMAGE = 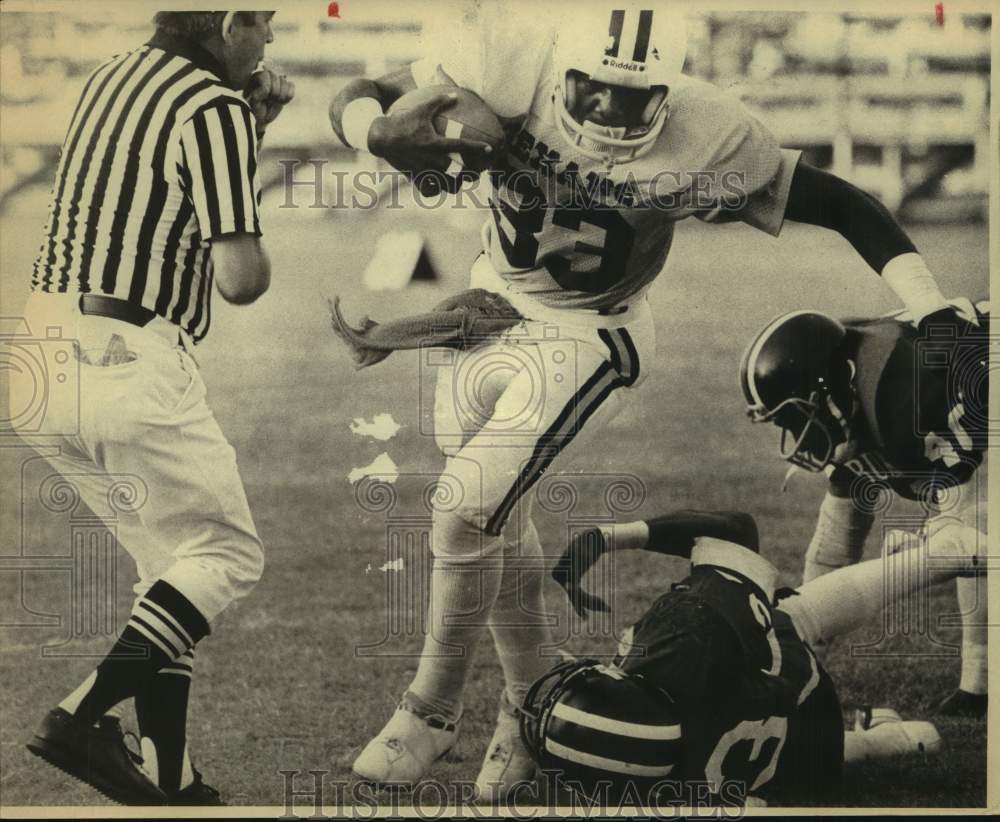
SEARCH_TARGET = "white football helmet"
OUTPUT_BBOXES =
[552,5,687,165]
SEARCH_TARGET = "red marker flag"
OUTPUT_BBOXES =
[935,2,944,24]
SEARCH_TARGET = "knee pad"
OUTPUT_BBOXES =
[431,507,502,561]
[501,511,543,560]
[433,343,517,456]
[437,454,512,538]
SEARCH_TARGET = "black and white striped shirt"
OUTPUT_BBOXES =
[31,31,262,343]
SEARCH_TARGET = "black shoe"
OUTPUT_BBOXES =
[168,769,226,806]
[931,689,987,719]
[26,708,167,805]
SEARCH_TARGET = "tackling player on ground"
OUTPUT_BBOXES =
[329,2,965,797]
[740,300,989,717]
[521,508,984,806]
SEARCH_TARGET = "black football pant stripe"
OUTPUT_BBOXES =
[485,328,639,536]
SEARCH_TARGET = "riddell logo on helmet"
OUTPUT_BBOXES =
[602,57,645,72]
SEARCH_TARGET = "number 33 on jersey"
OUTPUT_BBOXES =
[411,7,802,314]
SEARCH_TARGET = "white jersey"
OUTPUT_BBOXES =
[412,10,801,314]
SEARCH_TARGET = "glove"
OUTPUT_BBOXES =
[916,300,981,336]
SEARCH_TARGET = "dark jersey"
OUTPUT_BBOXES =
[614,546,843,804]
[830,301,989,502]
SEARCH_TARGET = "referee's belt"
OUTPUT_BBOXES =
[79,294,157,327]
[79,293,196,355]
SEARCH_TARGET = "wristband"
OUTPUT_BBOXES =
[342,96,384,153]
[881,253,949,324]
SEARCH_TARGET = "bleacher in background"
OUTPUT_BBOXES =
[700,12,991,221]
[0,8,990,221]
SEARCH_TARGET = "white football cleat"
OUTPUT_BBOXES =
[853,707,941,759]
[474,708,536,804]
[352,703,459,785]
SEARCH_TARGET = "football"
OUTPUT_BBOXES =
[387,84,505,173]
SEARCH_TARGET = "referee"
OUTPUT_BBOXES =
[10,11,293,805]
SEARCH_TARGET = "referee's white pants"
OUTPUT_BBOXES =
[9,293,263,622]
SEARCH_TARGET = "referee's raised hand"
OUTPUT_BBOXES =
[244,66,295,138]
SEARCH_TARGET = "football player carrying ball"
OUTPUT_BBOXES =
[329,2,963,797]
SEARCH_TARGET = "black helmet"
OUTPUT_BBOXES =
[519,659,682,801]
[739,311,853,471]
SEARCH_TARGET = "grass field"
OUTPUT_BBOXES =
[0,182,989,810]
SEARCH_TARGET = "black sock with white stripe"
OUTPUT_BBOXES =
[135,649,195,794]
[74,581,209,726]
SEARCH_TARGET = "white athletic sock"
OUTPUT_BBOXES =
[179,743,194,790]
[489,517,554,709]
[957,576,988,695]
[602,520,650,552]
[803,492,874,583]
[785,540,966,649]
[408,512,502,723]
[139,738,194,790]
[59,671,98,716]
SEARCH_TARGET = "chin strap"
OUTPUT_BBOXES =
[780,464,801,493]
[220,11,236,41]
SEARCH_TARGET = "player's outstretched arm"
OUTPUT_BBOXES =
[552,510,759,618]
[329,68,492,177]
[783,162,954,326]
